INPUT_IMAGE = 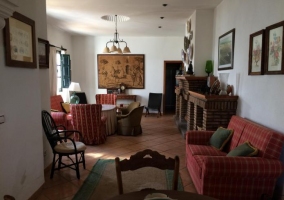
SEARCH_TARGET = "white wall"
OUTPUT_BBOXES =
[71,35,96,103]
[213,0,284,194]
[213,0,284,133]
[0,0,47,199]
[71,36,183,106]
[187,10,214,76]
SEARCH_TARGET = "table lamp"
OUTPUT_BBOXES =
[69,82,81,104]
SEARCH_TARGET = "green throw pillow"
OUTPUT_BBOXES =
[209,127,233,150]
[227,141,258,157]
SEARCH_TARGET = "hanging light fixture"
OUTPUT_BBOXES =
[102,15,131,54]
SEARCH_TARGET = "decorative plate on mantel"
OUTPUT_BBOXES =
[187,19,191,33]
[184,36,189,51]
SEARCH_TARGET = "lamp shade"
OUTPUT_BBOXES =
[103,47,110,53]
[117,48,122,54]
[123,46,131,53]
[69,82,81,91]
[110,45,118,52]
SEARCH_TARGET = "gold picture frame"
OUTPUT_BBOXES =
[97,54,145,89]
[4,12,37,68]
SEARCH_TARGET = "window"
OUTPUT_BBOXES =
[56,51,71,92]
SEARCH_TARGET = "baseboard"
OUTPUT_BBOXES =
[28,163,52,200]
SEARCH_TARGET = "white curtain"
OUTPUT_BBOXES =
[49,47,57,96]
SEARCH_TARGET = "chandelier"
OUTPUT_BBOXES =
[102,15,131,54]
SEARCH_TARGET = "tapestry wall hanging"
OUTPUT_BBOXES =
[97,54,145,89]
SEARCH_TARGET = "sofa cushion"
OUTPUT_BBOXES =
[226,115,249,152]
[209,127,233,150]
[61,102,70,113]
[50,95,64,112]
[188,144,227,156]
[238,122,284,159]
[227,141,258,157]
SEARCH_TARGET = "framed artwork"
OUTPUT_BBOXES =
[218,28,235,70]
[38,38,50,68]
[248,30,265,75]
[97,54,145,89]
[264,21,284,74]
[3,12,37,68]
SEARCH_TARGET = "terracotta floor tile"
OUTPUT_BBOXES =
[36,114,199,200]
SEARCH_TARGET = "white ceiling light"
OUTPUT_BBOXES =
[102,14,131,54]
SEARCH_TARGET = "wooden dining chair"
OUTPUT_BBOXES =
[41,110,87,179]
[115,149,180,194]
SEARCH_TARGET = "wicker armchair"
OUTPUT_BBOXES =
[117,106,144,136]
[117,101,140,120]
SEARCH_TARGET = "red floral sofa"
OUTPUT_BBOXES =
[186,115,284,200]
[50,95,73,130]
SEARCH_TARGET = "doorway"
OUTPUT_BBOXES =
[163,61,183,114]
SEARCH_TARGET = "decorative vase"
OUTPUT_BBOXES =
[205,60,213,76]
[218,73,229,95]
[186,61,194,75]
[70,92,80,104]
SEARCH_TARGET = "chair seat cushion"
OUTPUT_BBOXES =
[54,141,86,153]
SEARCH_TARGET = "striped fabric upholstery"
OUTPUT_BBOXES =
[238,122,284,159]
[226,115,248,151]
[50,95,64,112]
[50,95,73,130]
[96,94,117,105]
[70,104,107,145]
[186,130,214,145]
[185,115,284,200]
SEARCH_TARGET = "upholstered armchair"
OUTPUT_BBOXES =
[117,101,140,120]
[117,106,144,136]
[50,95,73,130]
[96,94,117,105]
[70,104,107,145]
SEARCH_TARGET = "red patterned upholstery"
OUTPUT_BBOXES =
[70,104,107,145]
[50,95,73,130]
[96,94,117,105]
[185,115,284,200]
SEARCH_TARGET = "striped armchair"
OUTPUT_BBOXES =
[96,94,117,105]
[70,104,107,145]
[50,95,73,130]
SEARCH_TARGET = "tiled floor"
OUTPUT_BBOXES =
[36,114,196,200]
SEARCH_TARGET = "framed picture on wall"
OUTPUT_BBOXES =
[264,21,284,74]
[38,38,50,68]
[97,54,145,89]
[3,12,37,68]
[218,28,235,70]
[248,29,265,75]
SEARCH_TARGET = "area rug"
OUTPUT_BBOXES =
[73,159,183,200]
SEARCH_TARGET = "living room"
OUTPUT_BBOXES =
[0,0,284,199]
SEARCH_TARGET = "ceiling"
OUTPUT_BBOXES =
[46,0,222,37]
